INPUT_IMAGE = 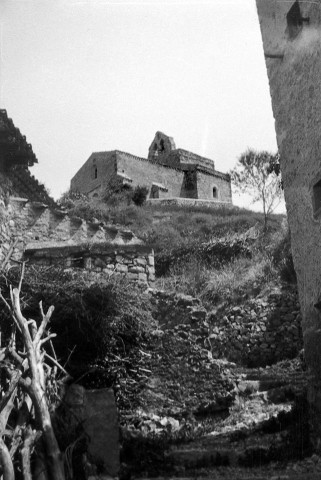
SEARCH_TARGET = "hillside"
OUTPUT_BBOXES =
[59,192,293,304]
[0,193,310,479]
[32,193,312,479]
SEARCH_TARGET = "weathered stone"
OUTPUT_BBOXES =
[128,272,139,280]
[115,263,128,273]
[64,385,119,476]
[128,266,145,274]
[138,272,148,282]
[93,257,106,268]
[136,257,147,266]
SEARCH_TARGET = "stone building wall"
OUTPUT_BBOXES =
[71,149,232,202]
[70,152,117,198]
[196,170,232,203]
[256,0,321,444]
[70,131,232,203]
[116,151,186,198]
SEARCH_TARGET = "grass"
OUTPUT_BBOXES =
[59,190,291,306]
[60,190,283,247]
[156,251,279,307]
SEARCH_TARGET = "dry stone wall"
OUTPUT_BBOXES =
[0,196,155,286]
[151,287,303,367]
[209,289,302,367]
[26,243,155,285]
[147,198,233,209]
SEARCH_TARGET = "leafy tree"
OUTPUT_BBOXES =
[230,149,283,230]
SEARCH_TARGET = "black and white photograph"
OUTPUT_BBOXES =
[0,0,318,479]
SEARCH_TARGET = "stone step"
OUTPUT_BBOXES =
[167,430,290,469]
[136,474,321,480]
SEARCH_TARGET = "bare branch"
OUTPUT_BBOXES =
[34,305,55,347]
[44,353,70,377]
[0,437,14,480]
[0,370,21,416]
[18,262,26,294]
[21,425,38,480]
[49,340,57,362]
[10,396,33,459]
[39,334,57,348]
[8,348,24,366]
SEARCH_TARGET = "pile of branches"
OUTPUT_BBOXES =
[0,265,69,480]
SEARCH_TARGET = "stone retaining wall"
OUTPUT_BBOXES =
[25,243,155,285]
[209,288,303,367]
[147,198,234,209]
[0,196,155,286]
[151,287,303,367]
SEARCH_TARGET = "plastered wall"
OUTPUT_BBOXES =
[256,0,321,446]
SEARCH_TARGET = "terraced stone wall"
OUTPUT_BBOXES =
[26,244,155,286]
[209,288,302,367]
[152,288,303,367]
[0,196,155,286]
[147,198,233,209]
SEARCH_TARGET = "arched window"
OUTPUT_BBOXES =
[212,186,218,199]
[94,166,98,179]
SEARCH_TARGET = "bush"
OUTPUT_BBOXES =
[102,180,133,206]
[155,235,252,276]
[156,252,277,306]
[132,185,149,206]
[0,268,155,370]
[272,229,297,283]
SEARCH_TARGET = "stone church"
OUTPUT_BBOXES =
[70,131,232,203]
[0,110,154,285]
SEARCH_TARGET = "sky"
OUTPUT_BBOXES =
[0,0,281,210]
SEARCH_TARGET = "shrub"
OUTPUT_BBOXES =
[0,268,155,370]
[102,180,133,206]
[132,185,149,206]
[156,252,277,306]
[272,228,297,283]
[155,235,252,276]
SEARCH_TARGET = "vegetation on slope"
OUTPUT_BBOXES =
[59,189,295,306]
[0,188,300,478]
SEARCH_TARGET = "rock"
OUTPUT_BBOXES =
[64,385,120,477]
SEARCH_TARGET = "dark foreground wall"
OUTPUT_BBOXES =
[256,0,321,446]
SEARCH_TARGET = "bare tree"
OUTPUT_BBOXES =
[0,264,67,480]
[230,149,283,230]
